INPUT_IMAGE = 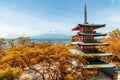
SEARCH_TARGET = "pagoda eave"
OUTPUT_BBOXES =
[71,41,109,46]
[72,35,79,37]
[72,24,106,31]
[78,32,107,36]
[82,63,116,68]
[79,24,106,27]
[69,49,112,56]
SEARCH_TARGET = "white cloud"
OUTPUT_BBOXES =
[0,7,73,38]
[100,16,120,32]
[92,15,120,33]
[106,16,120,23]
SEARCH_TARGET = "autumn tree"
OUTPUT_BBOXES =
[97,29,120,66]
[15,37,31,46]
[109,29,120,39]
[0,67,22,80]
[0,38,6,49]
[0,42,88,80]
[8,38,15,48]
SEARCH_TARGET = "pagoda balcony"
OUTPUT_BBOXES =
[69,49,112,57]
[78,32,107,36]
[81,49,103,53]
[82,60,116,68]
[71,41,109,46]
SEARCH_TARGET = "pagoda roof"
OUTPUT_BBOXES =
[69,49,112,56]
[71,41,109,46]
[79,23,106,27]
[72,24,106,30]
[69,49,116,68]
[78,32,107,36]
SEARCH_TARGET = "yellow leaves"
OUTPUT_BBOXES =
[65,74,75,80]
[109,29,120,39]
[16,37,30,46]
[66,44,76,49]
[0,42,87,79]
[0,38,6,45]
[35,42,53,49]
[2,46,27,62]
[12,68,22,76]
[97,29,120,61]
[98,37,119,55]
[0,67,22,80]
[82,69,94,77]
[30,58,36,64]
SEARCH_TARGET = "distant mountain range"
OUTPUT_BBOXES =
[31,33,71,39]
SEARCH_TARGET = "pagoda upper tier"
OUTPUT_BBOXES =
[72,24,106,31]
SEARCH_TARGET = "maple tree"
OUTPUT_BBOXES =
[8,38,15,48]
[0,67,22,80]
[0,42,89,80]
[15,37,31,46]
[97,29,120,68]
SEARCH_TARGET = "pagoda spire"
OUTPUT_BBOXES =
[84,3,88,24]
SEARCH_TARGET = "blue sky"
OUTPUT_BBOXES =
[0,0,120,38]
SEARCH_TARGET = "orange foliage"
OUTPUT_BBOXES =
[97,29,120,59]
[0,42,87,80]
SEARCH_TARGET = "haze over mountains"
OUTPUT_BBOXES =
[31,33,71,39]
[4,30,71,40]
[31,30,71,39]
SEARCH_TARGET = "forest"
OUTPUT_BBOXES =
[0,29,120,80]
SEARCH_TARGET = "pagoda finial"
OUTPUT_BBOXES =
[84,3,88,24]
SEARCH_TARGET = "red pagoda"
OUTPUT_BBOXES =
[69,4,115,76]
